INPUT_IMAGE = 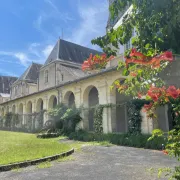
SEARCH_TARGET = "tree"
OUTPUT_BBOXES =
[89,1,180,178]
[92,0,180,57]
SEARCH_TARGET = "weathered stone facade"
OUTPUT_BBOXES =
[0,39,176,134]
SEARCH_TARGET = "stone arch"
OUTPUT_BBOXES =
[36,98,44,112]
[18,103,24,114]
[48,95,57,109]
[35,98,44,129]
[64,91,75,107]
[83,85,99,131]
[26,101,32,114]
[12,105,16,114]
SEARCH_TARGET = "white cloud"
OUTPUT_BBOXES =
[14,53,30,66]
[0,51,29,67]
[42,45,53,58]
[67,0,108,49]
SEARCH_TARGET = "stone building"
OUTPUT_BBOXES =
[0,2,174,134]
[0,76,18,103]
[0,38,173,134]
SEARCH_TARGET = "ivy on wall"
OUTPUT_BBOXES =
[92,100,150,134]
[93,105,104,133]
[127,99,150,135]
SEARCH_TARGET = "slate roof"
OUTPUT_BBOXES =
[61,64,86,78]
[0,76,18,93]
[15,62,42,84]
[44,39,102,65]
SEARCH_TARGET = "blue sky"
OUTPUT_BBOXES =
[0,0,108,77]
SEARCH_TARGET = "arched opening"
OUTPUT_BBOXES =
[12,105,16,114]
[83,86,99,131]
[36,98,44,112]
[69,93,75,107]
[36,98,44,129]
[48,95,57,109]
[26,101,32,114]
[88,87,99,131]
[25,101,33,130]
[18,103,23,114]
[64,91,75,108]
[18,103,24,126]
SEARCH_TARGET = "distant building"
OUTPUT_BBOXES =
[0,76,17,94]
[0,76,18,103]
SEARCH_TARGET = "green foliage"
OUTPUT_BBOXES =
[92,0,180,56]
[127,99,150,134]
[68,130,166,150]
[93,105,103,133]
[4,112,13,128]
[0,131,70,165]
[47,103,82,134]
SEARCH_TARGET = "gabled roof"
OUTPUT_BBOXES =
[15,62,42,84]
[0,76,18,93]
[44,39,102,65]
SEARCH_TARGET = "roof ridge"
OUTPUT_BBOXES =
[59,39,102,53]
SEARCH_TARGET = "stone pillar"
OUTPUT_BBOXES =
[43,95,48,123]
[98,81,110,133]
[107,88,116,133]
[74,87,83,130]
[22,102,26,126]
[141,108,154,134]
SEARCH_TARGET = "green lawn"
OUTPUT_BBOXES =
[0,131,71,165]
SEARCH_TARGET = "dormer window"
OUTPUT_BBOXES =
[45,70,48,83]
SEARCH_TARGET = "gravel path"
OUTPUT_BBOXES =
[0,145,177,180]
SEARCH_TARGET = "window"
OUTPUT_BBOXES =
[45,70,48,83]
[61,74,64,81]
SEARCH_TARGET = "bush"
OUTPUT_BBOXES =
[68,130,167,150]
[37,133,59,138]
[38,104,82,138]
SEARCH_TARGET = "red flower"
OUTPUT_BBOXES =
[144,102,153,111]
[138,93,142,99]
[162,150,168,155]
[130,72,137,77]
[147,86,163,102]
[166,86,179,99]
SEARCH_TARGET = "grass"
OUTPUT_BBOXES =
[57,155,75,162]
[0,131,71,165]
[36,161,52,169]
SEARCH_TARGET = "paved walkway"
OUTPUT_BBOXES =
[0,145,177,180]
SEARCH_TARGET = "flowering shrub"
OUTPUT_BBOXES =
[115,48,179,179]
[126,48,173,68]
[82,53,114,71]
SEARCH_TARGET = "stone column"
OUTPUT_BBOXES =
[74,87,83,130]
[32,100,36,130]
[98,81,110,133]
[107,88,116,133]
[43,95,48,123]
[22,102,26,127]
[141,108,154,134]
